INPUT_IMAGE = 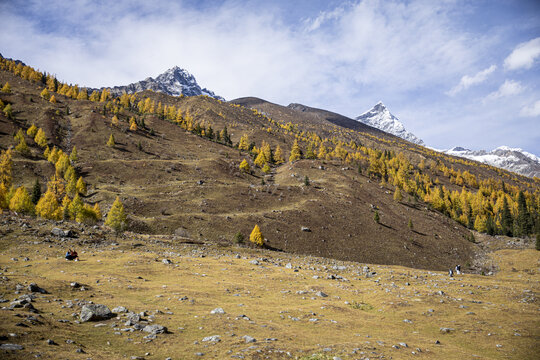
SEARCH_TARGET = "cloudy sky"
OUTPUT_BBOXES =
[1,0,539,154]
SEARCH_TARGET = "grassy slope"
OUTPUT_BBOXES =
[0,219,538,359]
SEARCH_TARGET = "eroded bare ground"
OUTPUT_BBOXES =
[1,214,539,360]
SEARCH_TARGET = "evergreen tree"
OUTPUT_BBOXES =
[105,196,127,233]
[249,224,264,247]
[304,175,310,186]
[516,191,531,236]
[9,186,34,214]
[408,219,413,230]
[374,211,380,224]
[289,139,302,162]
[501,196,513,236]
[35,189,61,220]
[61,195,71,220]
[31,178,41,204]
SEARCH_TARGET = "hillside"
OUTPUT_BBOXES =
[0,56,539,273]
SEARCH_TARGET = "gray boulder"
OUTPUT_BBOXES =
[80,304,113,322]
[143,324,167,334]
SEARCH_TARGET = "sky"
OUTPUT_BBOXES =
[1,0,540,155]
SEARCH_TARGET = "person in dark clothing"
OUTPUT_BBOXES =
[65,249,78,261]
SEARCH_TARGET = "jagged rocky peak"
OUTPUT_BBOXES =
[104,66,224,100]
[355,102,425,146]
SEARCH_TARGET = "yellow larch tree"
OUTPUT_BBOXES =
[249,224,264,247]
[289,139,302,163]
[105,196,127,233]
[35,189,62,220]
[9,186,34,214]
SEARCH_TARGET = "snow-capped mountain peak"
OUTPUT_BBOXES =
[444,146,540,178]
[104,67,224,100]
[355,102,424,146]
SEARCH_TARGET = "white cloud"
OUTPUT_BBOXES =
[520,100,540,117]
[484,80,524,102]
[504,37,540,70]
[447,65,496,96]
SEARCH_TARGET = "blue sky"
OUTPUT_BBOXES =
[1,0,539,154]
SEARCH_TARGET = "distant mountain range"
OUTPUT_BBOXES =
[353,102,539,178]
[104,66,224,100]
[443,146,540,178]
[355,102,425,146]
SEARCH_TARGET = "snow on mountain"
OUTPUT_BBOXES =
[105,66,224,100]
[444,146,540,178]
[355,102,424,145]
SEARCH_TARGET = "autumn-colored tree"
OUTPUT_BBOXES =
[69,146,78,162]
[9,186,34,214]
[130,118,137,131]
[0,149,13,188]
[47,175,65,198]
[107,134,115,147]
[393,187,403,202]
[111,115,119,126]
[76,176,87,195]
[61,195,71,220]
[77,89,88,100]
[262,163,271,174]
[289,139,302,163]
[274,145,284,164]
[40,88,50,100]
[0,182,8,210]
[35,189,62,220]
[105,197,127,233]
[254,151,267,168]
[1,82,11,93]
[66,172,77,196]
[34,128,47,147]
[408,219,414,230]
[239,159,250,173]
[238,134,250,151]
[27,124,38,138]
[49,95,57,103]
[3,104,13,119]
[249,224,264,247]
[93,203,102,220]
[68,193,83,220]
[76,204,99,224]
[55,154,70,177]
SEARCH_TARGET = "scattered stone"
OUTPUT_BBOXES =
[51,228,73,237]
[315,291,328,297]
[70,282,81,288]
[210,307,225,315]
[249,260,259,265]
[162,259,172,264]
[440,327,454,333]
[142,324,167,334]
[202,335,221,342]
[112,306,128,313]
[285,263,293,269]
[242,335,256,343]
[80,304,113,322]
[403,319,413,324]
[0,344,24,350]
[28,283,48,293]
[301,226,311,232]
[46,339,57,345]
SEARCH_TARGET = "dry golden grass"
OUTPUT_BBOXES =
[0,223,538,359]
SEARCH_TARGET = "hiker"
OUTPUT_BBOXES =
[65,249,78,261]
[455,264,461,275]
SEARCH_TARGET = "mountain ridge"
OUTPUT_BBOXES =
[102,66,224,100]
